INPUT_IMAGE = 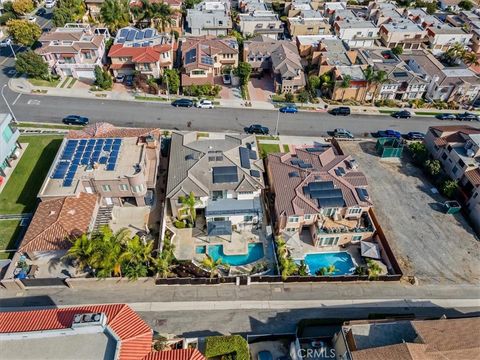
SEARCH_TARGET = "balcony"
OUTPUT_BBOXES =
[316,212,374,235]
[352,34,380,40]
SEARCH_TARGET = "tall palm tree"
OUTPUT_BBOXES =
[100,0,131,33]
[443,42,466,66]
[371,70,388,105]
[151,253,175,278]
[280,258,297,280]
[120,236,154,267]
[178,191,199,225]
[151,2,174,32]
[89,226,128,278]
[201,254,224,278]
[275,237,288,258]
[463,51,479,66]
[64,234,93,271]
[339,74,352,101]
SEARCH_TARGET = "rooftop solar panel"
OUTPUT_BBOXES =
[299,162,313,169]
[80,158,90,165]
[239,147,251,169]
[310,188,343,200]
[250,170,261,178]
[119,28,129,38]
[105,139,113,144]
[185,48,197,64]
[249,150,257,160]
[317,197,345,208]
[144,28,153,38]
[212,166,238,184]
[79,140,87,145]
[308,181,334,191]
[135,30,144,40]
[106,163,116,171]
[288,171,299,177]
[63,179,73,187]
[290,159,302,165]
[126,29,136,41]
[99,156,108,164]
[113,139,121,145]
[201,56,213,65]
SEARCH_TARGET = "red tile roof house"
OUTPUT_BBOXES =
[35,23,110,80]
[181,36,239,86]
[266,144,376,251]
[424,125,480,234]
[109,27,175,78]
[0,303,207,360]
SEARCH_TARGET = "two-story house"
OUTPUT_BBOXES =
[266,144,375,246]
[237,10,283,39]
[287,10,330,37]
[426,25,472,54]
[0,113,21,180]
[333,18,379,48]
[35,23,109,80]
[166,132,265,238]
[424,125,480,233]
[379,19,428,50]
[401,50,480,104]
[181,36,239,86]
[38,122,161,207]
[129,0,184,35]
[244,36,306,93]
[186,0,232,36]
[108,27,174,78]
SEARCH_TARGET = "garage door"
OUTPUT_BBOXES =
[75,70,95,80]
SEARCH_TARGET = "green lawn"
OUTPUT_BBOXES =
[0,135,63,214]
[17,122,83,130]
[0,220,22,254]
[283,144,290,152]
[28,78,61,87]
[259,143,281,158]
[135,95,168,102]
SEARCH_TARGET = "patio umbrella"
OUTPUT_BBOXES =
[361,241,381,260]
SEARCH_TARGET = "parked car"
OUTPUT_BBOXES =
[62,115,89,125]
[222,74,231,85]
[377,129,401,139]
[405,131,425,140]
[115,74,125,83]
[195,99,214,109]
[172,99,194,108]
[125,75,134,87]
[436,113,457,120]
[45,0,56,8]
[279,105,298,113]
[333,128,354,139]
[245,124,269,135]
[330,106,351,116]
[391,110,411,119]
[257,351,273,360]
[27,15,36,23]
[456,112,479,121]
[36,8,46,15]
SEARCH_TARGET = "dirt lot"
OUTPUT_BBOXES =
[341,140,480,285]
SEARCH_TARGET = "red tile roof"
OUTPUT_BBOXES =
[143,349,206,360]
[465,168,480,187]
[0,304,153,360]
[67,122,161,139]
[20,193,98,252]
[109,44,171,63]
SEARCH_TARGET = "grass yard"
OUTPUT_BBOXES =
[28,78,61,87]
[283,144,290,152]
[0,135,63,214]
[135,95,168,101]
[0,220,22,256]
[17,122,83,130]
[258,143,280,158]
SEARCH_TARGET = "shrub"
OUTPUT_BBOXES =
[0,11,16,26]
[408,142,428,165]
[424,159,441,177]
[284,92,294,103]
[93,65,112,90]
[16,50,49,79]
[174,220,186,229]
[205,335,249,360]
[296,90,310,104]
[441,180,458,199]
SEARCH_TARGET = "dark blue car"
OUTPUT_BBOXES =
[279,105,298,113]
[377,129,401,139]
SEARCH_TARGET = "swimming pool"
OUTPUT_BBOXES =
[303,252,355,275]
[208,243,264,266]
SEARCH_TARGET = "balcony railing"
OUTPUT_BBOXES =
[317,225,374,235]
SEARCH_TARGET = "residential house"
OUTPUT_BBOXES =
[295,34,339,58]
[238,0,266,14]
[237,10,283,39]
[35,23,109,80]
[379,19,428,50]
[108,27,174,78]
[180,36,239,86]
[359,49,428,101]
[401,50,480,103]
[472,28,480,54]
[424,125,480,233]
[446,11,480,29]
[285,0,321,17]
[367,1,402,26]
[0,303,208,360]
[333,18,379,48]
[38,122,161,208]
[402,7,442,29]
[186,0,232,36]
[266,144,375,246]
[0,113,21,179]
[287,10,330,37]
[332,317,480,360]
[84,0,104,20]
[129,0,184,35]
[165,132,265,238]
[426,25,472,54]
[244,36,306,93]
[439,0,463,11]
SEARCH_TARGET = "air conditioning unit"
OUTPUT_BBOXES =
[72,312,107,328]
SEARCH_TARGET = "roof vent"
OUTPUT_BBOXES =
[72,312,107,328]
[67,210,76,216]
[49,211,56,216]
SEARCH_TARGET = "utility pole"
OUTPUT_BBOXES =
[2,85,18,123]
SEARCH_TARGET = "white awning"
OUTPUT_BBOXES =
[361,241,381,259]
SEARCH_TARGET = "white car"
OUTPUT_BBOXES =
[27,16,36,23]
[195,99,214,109]
[45,0,56,8]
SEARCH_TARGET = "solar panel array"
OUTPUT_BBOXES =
[250,170,260,178]
[239,147,251,169]
[201,55,214,66]
[185,48,197,64]
[291,158,313,169]
[304,181,345,208]
[212,166,238,184]
[51,138,122,187]
[117,28,156,46]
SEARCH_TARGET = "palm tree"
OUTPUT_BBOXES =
[339,74,351,101]
[89,226,128,278]
[275,236,288,258]
[363,65,376,103]
[463,51,479,66]
[371,70,388,105]
[120,236,154,267]
[298,260,308,276]
[442,42,466,66]
[280,258,297,280]
[151,253,174,278]
[326,264,337,275]
[64,234,93,272]
[151,2,174,32]
[100,0,131,33]
[178,191,199,225]
[367,259,382,280]
[201,254,224,278]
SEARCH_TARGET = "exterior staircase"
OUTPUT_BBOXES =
[93,206,113,232]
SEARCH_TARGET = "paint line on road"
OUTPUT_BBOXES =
[12,93,22,105]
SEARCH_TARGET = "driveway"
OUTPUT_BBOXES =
[214,76,237,100]
[248,75,275,102]
[341,141,480,285]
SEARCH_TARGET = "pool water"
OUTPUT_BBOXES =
[208,243,264,266]
[303,252,355,275]
[196,245,206,254]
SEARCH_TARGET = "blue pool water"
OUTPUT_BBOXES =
[196,245,206,254]
[303,252,355,275]
[208,243,264,266]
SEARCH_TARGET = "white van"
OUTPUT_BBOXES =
[45,0,56,8]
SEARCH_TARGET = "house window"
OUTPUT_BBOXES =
[2,126,13,143]
[84,52,92,59]
[441,153,448,161]
[352,235,363,241]
[85,186,93,194]
[192,70,205,75]
[239,191,253,195]
[212,190,224,200]
[119,184,129,191]
[322,208,336,217]
[132,184,144,193]
[452,166,458,175]
[348,207,362,215]
[102,184,112,192]
[320,237,339,246]
[458,159,465,167]
[447,145,452,153]
[244,215,254,222]
[288,216,300,223]
[304,214,313,220]
[285,227,297,232]
[213,217,226,221]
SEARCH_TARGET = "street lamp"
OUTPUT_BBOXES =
[1,85,18,123]
[0,38,17,60]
